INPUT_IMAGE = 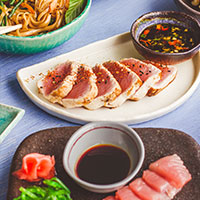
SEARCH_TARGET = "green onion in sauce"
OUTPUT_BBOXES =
[139,23,196,53]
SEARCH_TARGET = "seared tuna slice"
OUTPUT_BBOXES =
[37,61,78,104]
[62,64,98,108]
[103,61,142,108]
[85,64,121,110]
[120,58,161,100]
[144,61,177,96]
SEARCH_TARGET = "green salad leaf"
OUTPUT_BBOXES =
[65,0,85,24]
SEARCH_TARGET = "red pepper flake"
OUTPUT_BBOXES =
[144,29,150,35]
[161,26,168,31]
[140,39,150,47]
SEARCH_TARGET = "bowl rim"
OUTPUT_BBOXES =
[0,0,92,40]
[130,10,200,57]
[175,0,200,16]
[62,121,145,191]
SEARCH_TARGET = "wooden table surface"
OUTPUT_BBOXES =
[0,0,200,199]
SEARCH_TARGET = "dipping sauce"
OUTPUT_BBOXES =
[191,0,200,11]
[139,23,196,53]
[76,144,130,185]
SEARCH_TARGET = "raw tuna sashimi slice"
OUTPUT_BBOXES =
[149,154,192,189]
[37,61,78,104]
[129,178,170,200]
[144,61,177,96]
[62,64,98,108]
[85,64,121,110]
[120,58,161,100]
[142,170,180,199]
[103,61,142,107]
[12,153,55,182]
[103,196,117,200]
[116,186,141,200]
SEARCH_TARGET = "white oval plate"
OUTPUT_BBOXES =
[17,32,200,124]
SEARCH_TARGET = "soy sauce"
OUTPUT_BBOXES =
[76,144,130,185]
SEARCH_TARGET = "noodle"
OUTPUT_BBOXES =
[0,0,70,36]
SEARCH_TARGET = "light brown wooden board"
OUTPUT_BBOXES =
[7,127,200,200]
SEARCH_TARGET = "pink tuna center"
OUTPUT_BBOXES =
[64,67,91,99]
[121,60,152,82]
[94,67,113,97]
[43,63,72,95]
[103,62,133,92]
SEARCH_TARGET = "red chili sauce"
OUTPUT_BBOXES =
[76,144,131,185]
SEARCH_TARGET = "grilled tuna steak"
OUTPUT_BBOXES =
[62,64,98,108]
[144,61,177,96]
[37,61,78,104]
[103,61,142,108]
[85,64,121,110]
[120,58,161,100]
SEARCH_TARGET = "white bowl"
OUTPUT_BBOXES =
[63,122,145,193]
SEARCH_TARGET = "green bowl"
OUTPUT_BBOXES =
[0,103,25,144]
[0,0,92,54]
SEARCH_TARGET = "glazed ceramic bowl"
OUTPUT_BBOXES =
[63,122,145,193]
[174,0,200,21]
[0,0,91,54]
[130,11,200,65]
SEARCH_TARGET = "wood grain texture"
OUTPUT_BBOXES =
[7,127,200,200]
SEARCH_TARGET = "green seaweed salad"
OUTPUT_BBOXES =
[14,177,72,200]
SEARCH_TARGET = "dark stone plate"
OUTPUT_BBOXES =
[7,127,200,200]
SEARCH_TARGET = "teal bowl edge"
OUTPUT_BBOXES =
[0,0,92,54]
[0,104,25,144]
